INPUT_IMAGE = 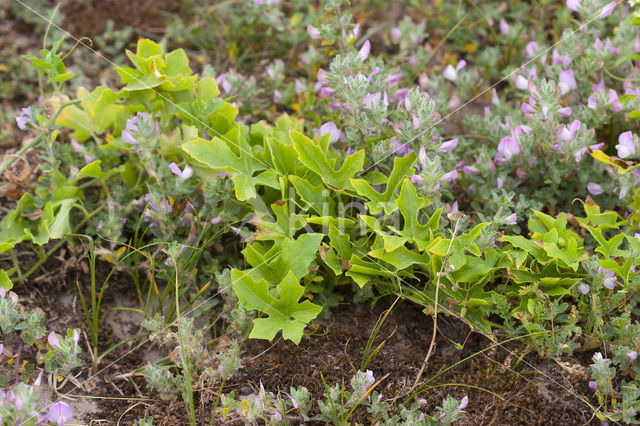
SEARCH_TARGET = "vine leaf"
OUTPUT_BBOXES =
[232,270,322,344]
[290,129,364,191]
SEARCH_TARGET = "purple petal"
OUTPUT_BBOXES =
[598,1,616,18]
[567,0,580,11]
[48,332,61,350]
[578,283,590,295]
[558,70,577,95]
[359,40,371,62]
[48,401,73,425]
[504,213,517,225]
[438,138,458,152]
[459,395,469,410]
[319,122,343,144]
[616,131,635,158]
[307,24,320,40]
[587,182,604,195]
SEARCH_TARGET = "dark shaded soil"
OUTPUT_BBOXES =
[5,251,600,425]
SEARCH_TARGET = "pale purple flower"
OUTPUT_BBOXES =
[558,70,577,95]
[48,332,61,350]
[616,131,635,158]
[463,165,478,174]
[557,120,581,141]
[588,381,598,389]
[34,369,43,387]
[587,96,597,109]
[499,19,509,35]
[317,69,329,85]
[438,138,458,152]
[274,410,282,421]
[48,401,73,426]
[552,49,572,66]
[567,0,580,11]
[443,60,467,81]
[496,135,520,162]
[169,162,194,180]
[390,27,401,41]
[121,112,158,145]
[319,86,335,97]
[459,396,469,410]
[587,182,604,196]
[73,329,80,349]
[521,102,536,115]
[359,40,371,62]
[272,89,281,103]
[289,394,299,409]
[211,217,222,225]
[598,266,616,289]
[525,41,538,58]
[351,23,360,39]
[441,170,458,182]
[385,71,402,85]
[504,213,517,225]
[578,283,590,295]
[368,67,381,84]
[418,145,427,170]
[515,75,529,90]
[598,1,616,19]
[15,107,33,131]
[609,89,622,113]
[411,174,424,185]
[319,122,344,144]
[307,24,320,40]
[389,136,411,156]
[628,351,638,362]
[0,343,3,356]
[557,106,572,117]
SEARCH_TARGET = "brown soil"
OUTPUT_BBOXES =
[8,255,600,425]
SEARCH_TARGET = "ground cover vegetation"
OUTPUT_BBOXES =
[0,0,640,424]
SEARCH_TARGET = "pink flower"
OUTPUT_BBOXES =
[459,395,469,410]
[557,106,572,117]
[169,163,194,181]
[557,120,581,141]
[390,27,401,41]
[443,60,467,81]
[496,135,520,162]
[628,351,638,362]
[440,170,458,182]
[48,332,61,349]
[319,122,344,144]
[598,1,616,19]
[515,75,529,90]
[15,107,33,131]
[588,381,598,389]
[438,138,458,152]
[359,40,371,62]
[307,24,320,40]
[521,102,536,114]
[558,70,577,95]
[499,19,509,35]
[578,283,590,295]
[411,174,424,185]
[525,41,538,58]
[49,401,73,425]
[616,131,635,158]
[567,0,580,12]
[587,182,604,196]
